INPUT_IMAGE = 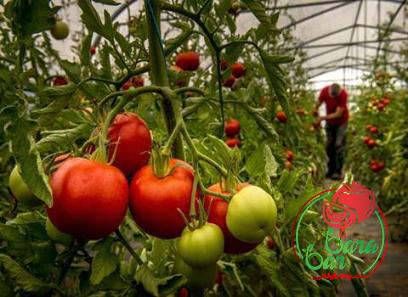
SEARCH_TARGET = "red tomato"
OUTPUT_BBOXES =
[265,236,276,250]
[121,81,132,90]
[370,126,378,134]
[369,160,385,172]
[381,98,390,106]
[223,76,236,88]
[225,137,240,148]
[53,76,68,86]
[204,183,259,254]
[47,158,129,240]
[170,65,184,73]
[224,119,240,137]
[377,103,385,111]
[285,150,294,162]
[363,136,371,144]
[220,59,228,71]
[231,62,245,78]
[132,76,144,87]
[108,113,152,177]
[215,271,223,285]
[178,288,189,297]
[129,159,195,239]
[90,47,96,55]
[366,124,373,131]
[366,138,376,148]
[276,111,287,123]
[176,51,200,71]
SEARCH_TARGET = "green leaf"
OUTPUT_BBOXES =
[3,106,53,206]
[135,265,186,297]
[0,254,56,295]
[277,169,301,194]
[224,41,245,64]
[240,103,278,139]
[7,0,61,37]
[92,0,120,5]
[215,0,230,20]
[40,83,77,99]
[240,0,279,33]
[81,33,93,67]
[259,50,293,114]
[78,0,111,41]
[255,247,290,297]
[245,144,278,178]
[60,60,82,83]
[164,24,194,55]
[114,31,131,57]
[90,238,119,285]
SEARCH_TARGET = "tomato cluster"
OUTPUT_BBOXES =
[224,119,241,148]
[221,61,245,89]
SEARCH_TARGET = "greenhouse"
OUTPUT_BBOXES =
[0,0,407,296]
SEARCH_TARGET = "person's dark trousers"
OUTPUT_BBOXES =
[325,122,347,177]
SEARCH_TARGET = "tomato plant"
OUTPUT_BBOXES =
[0,0,370,296]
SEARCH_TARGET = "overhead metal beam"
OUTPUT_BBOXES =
[309,67,369,79]
[280,1,355,30]
[307,62,401,70]
[303,46,347,62]
[356,44,401,54]
[293,37,407,49]
[343,0,364,66]
[358,23,408,35]
[262,0,405,10]
[375,0,407,58]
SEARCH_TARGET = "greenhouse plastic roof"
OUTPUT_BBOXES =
[46,1,408,91]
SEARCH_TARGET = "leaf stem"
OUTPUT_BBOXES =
[115,230,144,266]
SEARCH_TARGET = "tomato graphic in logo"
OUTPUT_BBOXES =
[322,181,376,238]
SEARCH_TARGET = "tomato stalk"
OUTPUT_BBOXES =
[144,0,185,159]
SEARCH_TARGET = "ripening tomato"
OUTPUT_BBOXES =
[90,47,96,55]
[295,108,305,116]
[381,98,390,106]
[224,119,240,137]
[377,103,385,111]
[129,159,194,239]
[366,138,376,148]
[53,76,68,86]
[231,63,245,78]
[370,126,378,134]
[50,20,69,40]
[9,166,42,206]
[176,51,200,71]
[132,76,144,87]
[284,160,292,170]
[178,287,189,297]
[226,185,277,243]
[204,183,259,254]
[276,111,287,123]
[178,223,224,268]
[265,236,276,250]
[366,124,373,131]
[47,158,129,240]
[363,136,371,144]
[108,113,152,177]
[223,76,236,88]
[46,217,73,246]
[225,137,240,148]
[285,150,294,162]
[121,81,132,90]
[173,257,217,290]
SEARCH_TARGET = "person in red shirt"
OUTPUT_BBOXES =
[313,83,349,180]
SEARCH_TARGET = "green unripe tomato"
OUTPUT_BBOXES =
[173,257,217,290]
[46,217,73,246]
[50,20,69,40]
[178,223,224,268]
[226,185,277,243]
[9,166,42,206]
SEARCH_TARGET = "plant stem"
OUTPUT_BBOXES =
[175,86,206,96]
[115,230,144,266]
[144,0,185,159]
